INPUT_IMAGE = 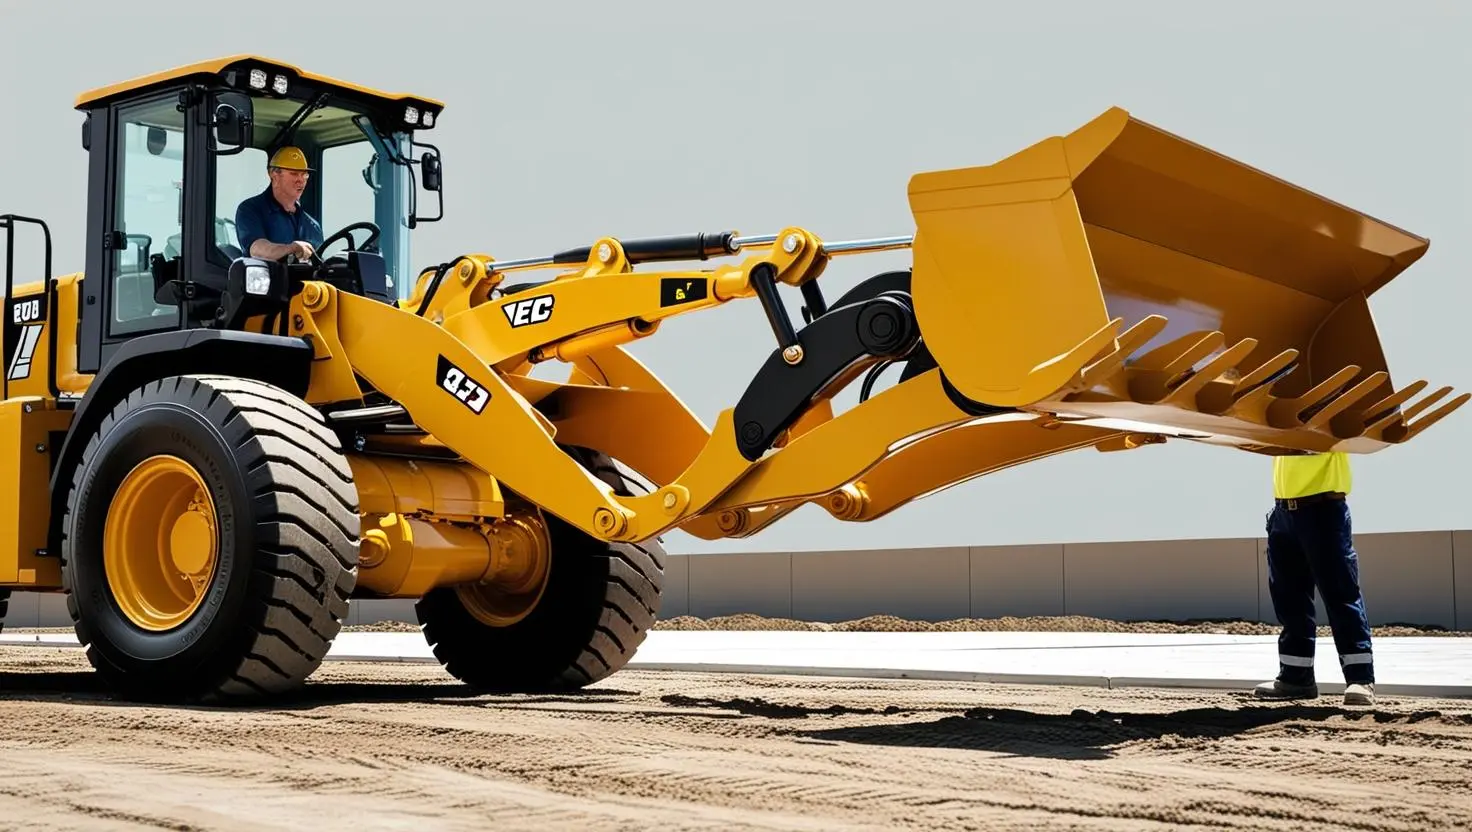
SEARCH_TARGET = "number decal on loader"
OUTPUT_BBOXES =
[501,294,554,328]
[437,355,491,414]
[12,298,41,324]
[4,292,47,382]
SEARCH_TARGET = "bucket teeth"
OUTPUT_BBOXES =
[1157,337,1258,406]
[1362,383,1446,435]
[1190,348,1297,415]
[1028,311,1466,452]
[1302,371,1388,432]
[1129,330,1226,375]
[1395,391,1472,442]
[1069,315,1168,392]
[1360,379,1428,427]
[1231,350,1300,399]
[1369,384,1471,443]
[1266,365,1363,429]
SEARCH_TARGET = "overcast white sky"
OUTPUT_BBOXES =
[2,0,1469,554]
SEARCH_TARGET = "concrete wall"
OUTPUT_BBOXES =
[648,531,1469,629]
[6,529,1467,629]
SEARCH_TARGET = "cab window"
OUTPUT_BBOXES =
[109,96,185,336]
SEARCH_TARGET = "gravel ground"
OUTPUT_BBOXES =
[1,645,1470,831]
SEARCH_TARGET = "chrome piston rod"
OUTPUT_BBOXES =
[732,233,914,255]
[485,233,914,274]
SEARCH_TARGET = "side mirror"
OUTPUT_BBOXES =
[212,92,253,154]
[407,142,444,229]
[146,127,167,156]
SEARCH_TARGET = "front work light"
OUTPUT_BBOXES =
[244,264,272,295]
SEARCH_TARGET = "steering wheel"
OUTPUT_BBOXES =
[312,221,381,266]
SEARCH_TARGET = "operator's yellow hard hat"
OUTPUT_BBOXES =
[268,146,313,172]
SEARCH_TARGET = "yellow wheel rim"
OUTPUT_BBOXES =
[456,507,551,627]
[103,454,219,631]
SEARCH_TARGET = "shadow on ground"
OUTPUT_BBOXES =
[792,703,1460,760]
[655,692,1466,760]
[0,670,642,712]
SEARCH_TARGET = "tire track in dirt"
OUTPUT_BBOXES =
[2,648,1472,830]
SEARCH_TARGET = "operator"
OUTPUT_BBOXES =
[1253,450,1375,707]
[235,146,324,262]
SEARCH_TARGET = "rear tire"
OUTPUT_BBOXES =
[416,447,665,692]
[0,589,8,635]
[59,375,359,703]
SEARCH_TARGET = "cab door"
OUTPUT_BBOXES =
[78,89,192,375]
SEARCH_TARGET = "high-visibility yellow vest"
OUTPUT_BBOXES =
[1273,451,1352,499]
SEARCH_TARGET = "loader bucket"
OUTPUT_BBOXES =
[906,106,1463,450]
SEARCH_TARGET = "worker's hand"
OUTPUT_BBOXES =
[292,241,316,260]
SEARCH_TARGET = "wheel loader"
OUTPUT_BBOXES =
[0,55,1463,703]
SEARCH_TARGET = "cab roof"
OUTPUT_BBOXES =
[74,54,446,111]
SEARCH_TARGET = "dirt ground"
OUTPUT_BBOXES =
[1,646,1470,831]
[646,613,1472,637]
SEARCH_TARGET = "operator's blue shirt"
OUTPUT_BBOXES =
[235,186,323,256]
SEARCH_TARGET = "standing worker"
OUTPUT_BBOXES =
[1253,450,1376,706]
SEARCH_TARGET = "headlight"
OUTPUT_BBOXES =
[244,264,272,296]
[422,111,434,127]
[272,74,289,95]
[248,69,267,90]
[404,106,419,125]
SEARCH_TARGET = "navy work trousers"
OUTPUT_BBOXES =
[1264,495,1374,685]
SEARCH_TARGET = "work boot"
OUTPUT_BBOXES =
[1343,683,1375,707]
[1253,678,1319,700]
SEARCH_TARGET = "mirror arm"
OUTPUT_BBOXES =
[409,139,444,227]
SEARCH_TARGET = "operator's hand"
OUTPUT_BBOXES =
[292,241,316,260]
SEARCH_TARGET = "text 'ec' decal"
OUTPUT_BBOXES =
[502,294,554,327]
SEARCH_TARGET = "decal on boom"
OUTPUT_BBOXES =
[502,295,554,328]
[437,355,491,414]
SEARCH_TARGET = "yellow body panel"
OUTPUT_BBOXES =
[73,54,443,109]
[0,398,70,588]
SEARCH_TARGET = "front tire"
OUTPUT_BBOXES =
[60,375,359,702]
[416,447,665,692]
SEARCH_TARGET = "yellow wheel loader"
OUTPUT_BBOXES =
[0,55,1463,703]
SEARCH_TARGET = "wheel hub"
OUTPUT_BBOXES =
[456,507,551,627]
[103,455,219,631]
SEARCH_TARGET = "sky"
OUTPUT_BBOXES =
[1,0,1469,554]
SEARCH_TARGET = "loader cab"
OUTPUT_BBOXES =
[72,56,445,375]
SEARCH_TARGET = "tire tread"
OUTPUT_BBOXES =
[58,375,359,702]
